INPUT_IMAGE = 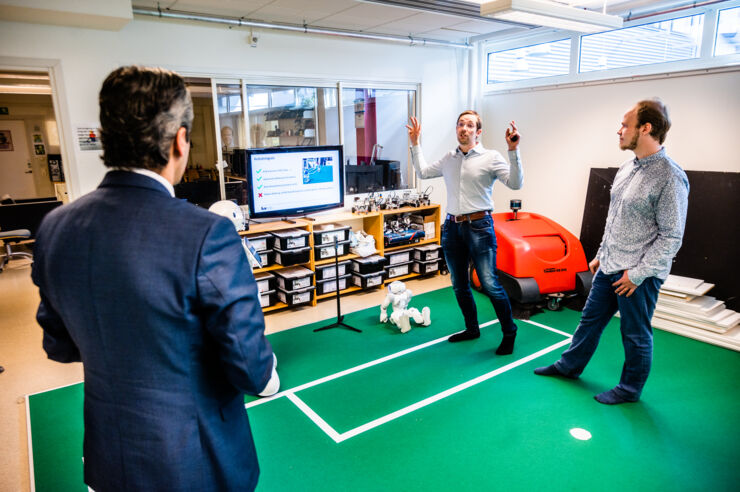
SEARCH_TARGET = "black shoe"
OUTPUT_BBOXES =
[533,364,578,379]
[448,329,480,343]
[495,332,516,355]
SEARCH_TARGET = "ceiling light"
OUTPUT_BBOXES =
[480,0,623,33]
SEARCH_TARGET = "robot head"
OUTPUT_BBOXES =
[388,280,406,295]
[208,200,246,232]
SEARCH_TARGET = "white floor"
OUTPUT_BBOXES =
[0,256,450,492]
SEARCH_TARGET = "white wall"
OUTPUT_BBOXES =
[480,69,740,237]
[0,16,468,200]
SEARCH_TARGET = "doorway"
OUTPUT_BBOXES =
[0,71,63,201]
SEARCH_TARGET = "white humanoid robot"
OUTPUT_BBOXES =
[208,200,262,270]
[380,280,431,333]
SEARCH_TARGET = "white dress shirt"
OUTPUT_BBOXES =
[410,143,523,216]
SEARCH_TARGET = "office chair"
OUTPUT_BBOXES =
[0,229,32,272]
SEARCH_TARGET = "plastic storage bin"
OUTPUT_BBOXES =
[351,271,385,289]
[277,286,315,306]
[273,246,311,266]
[413,244,442,262]
[385,261,412,279]
[245,233,273,252]
[314,240,350,260]
[259,290,276,308]
[316,275,351,295]
[412,259,440,275]
[271,228,311,250]
[385,248,413,266]
[351,254,387,274]
[273,266,314,291]
[313,223,351,245]
[257,249,273,268]
[315,260,351,280]
[253,271,276,293]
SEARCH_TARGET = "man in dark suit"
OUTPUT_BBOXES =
[32,66,278,491]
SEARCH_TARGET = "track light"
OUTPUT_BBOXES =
[480,0,623,33]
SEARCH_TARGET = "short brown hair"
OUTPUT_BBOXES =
[636,99,671,144]
[457,110,481,131]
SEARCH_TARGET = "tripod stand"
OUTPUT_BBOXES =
[314,237,360,333]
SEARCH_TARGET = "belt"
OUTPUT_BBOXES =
[447,211,490,223]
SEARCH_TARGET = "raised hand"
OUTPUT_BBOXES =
[406,116,421,146]
[505,121,520,150]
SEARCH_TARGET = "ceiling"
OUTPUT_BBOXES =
[132,0,684,44]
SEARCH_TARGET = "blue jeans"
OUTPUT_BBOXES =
[441,214,517,335]
[555,269,663,400]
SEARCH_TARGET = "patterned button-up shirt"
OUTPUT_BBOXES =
[597,147,689,286]
[410,143,523,215]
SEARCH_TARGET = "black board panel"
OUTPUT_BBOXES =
[580,168,739,311]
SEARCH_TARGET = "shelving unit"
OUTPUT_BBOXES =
[240,204,441,312]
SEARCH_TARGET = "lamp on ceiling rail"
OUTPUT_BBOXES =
[480,0,624,33]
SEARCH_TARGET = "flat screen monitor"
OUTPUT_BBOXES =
[246,145,344,219]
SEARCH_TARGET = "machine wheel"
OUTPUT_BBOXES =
[546,297,562,311]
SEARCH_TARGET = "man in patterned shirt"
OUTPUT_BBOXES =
[535,99,689,405]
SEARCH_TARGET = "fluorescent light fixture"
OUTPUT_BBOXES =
[480,0,623,33]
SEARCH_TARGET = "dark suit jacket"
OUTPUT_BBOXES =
[32,171,273,491]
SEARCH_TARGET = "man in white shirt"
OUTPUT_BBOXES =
[407,111,523,354]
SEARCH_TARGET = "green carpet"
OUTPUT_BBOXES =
[27,287,740,491]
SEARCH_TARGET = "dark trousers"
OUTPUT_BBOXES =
[441,214,517,335]
[555,269,663,400]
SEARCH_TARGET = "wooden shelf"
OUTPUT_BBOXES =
[253,262,311,274]
[384,238,438,252]
[253,204,441,313]
[314,253,359,266]
[384,271,440,285]
[262,301,289,313]
[316,285,365,301]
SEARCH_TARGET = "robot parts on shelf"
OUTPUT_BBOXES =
[380,280,431,334]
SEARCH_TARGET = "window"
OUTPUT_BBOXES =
[341,88,416,194]
[246,85,339,149]
[580,14,704,72]
[487,39,571,83]
[715,6,740,56]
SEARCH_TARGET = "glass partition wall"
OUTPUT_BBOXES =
[195,78,417,214]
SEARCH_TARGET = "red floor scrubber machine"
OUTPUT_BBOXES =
[472,200,593,310]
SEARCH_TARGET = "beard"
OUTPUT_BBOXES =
[620,133,639,151]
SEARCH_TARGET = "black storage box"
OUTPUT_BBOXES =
[385,248,413,266]
[259,289,276,308]
[316,275,351,295]
[351,271,385,289]
[413,244,442,262]
[313,223,351,245]
[271,228,311,250]
[385,261,413,279]
[412,259,440,275]
[314,239,350,260]
[351,254,387,274]
[273,266,314,291]
[277,286,315,306]
[257,249,273,268]
[253,271,276,294]
[274,246,311,266]
[315,260,351,280]
[245,233,273,252]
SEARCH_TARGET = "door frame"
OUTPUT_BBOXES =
[0,56,76,200]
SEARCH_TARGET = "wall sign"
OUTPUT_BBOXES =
[0,129,13,151]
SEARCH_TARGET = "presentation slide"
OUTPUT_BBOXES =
[251,149,341,214]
